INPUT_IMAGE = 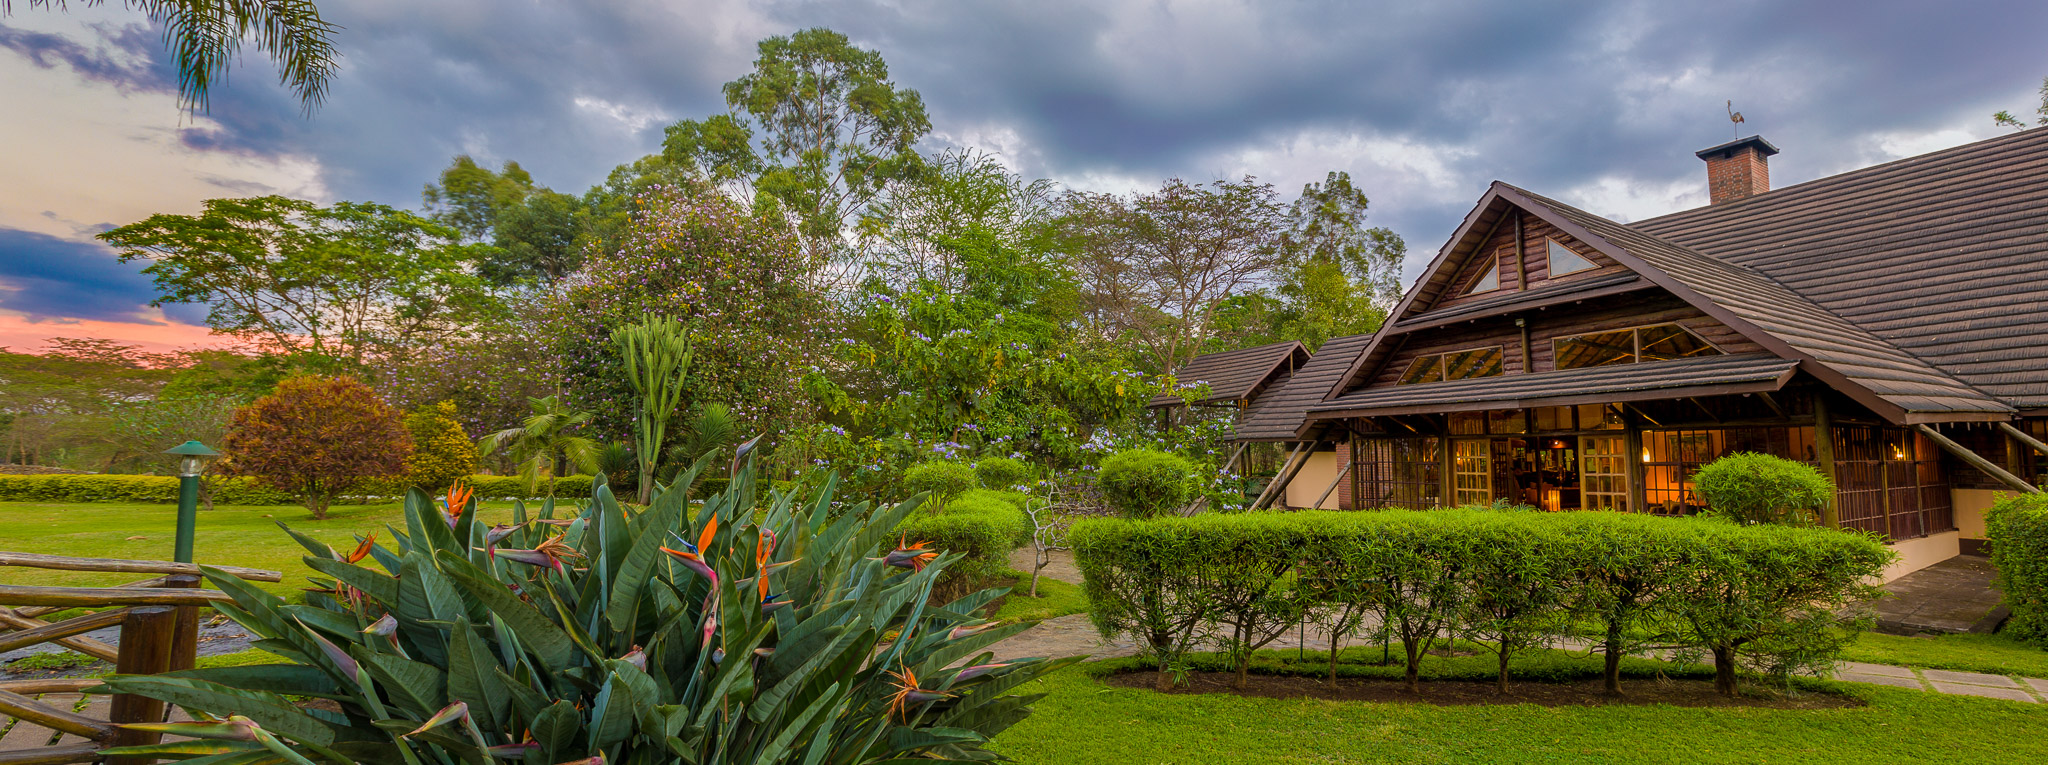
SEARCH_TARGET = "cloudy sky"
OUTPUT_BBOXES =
[3,0,2044,353]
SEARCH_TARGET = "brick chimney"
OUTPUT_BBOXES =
[1696,135,1780,205]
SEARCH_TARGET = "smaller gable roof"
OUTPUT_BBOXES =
[1149,340,1308,408]
[1232,333,1374,441]
[1306,353,1799,419]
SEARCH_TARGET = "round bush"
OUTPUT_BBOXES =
[1987,493,2048,646]
[1693,452,1832,526]
[974,457,1033,490]
[903,461,976,508]
[1097,449,1196,519]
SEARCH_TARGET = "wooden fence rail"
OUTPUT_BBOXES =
[0,553,281,765]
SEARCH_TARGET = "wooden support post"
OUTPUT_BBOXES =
[1439,437,1455,509]
[107,606,179,765]
[1220,443,1249,476]
[1250,442,1308,510]
[1814,396,1839,528]
[1255,441,1322,511]
[1624,423,1647,514]
[1311,462,1352,510]
[166,574,201,674]
[1917,424,2041,494]
[2000,422,2048,459]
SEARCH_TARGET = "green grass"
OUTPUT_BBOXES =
[990,570,1089,623]
[0,501,535,598]
[990,651,2048,763]
[1842,631,2048,678]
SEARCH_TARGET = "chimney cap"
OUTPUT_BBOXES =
[1696,135,1780,160]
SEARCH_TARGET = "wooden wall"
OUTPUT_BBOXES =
[1428,210,1632,313]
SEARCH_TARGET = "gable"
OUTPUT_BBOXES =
[1418,204,1629,316]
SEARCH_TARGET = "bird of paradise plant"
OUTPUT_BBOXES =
[99,455,1078,764]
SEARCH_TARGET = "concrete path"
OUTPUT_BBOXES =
[1875,556,2008,635]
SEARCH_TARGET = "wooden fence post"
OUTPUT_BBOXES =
[165,574,201,674]
[105,606,178,765]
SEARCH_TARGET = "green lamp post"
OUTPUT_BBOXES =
[164,440,222,564]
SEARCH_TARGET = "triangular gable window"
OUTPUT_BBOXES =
[1547,239,1597,276]
[1463,257,1500,295]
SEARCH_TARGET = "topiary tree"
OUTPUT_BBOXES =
[402,400,475,494]
[903,460,976,509]
[974,456,1033,490]
[1693,452,1833,526]
[1097,448,1196,519]
[222,375,410,519]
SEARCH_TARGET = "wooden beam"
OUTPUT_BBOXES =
[1755,391,1787,420]
[1255,441,1323,511]
[1219,442,1250,476]
[0,553,282,583]
[1250,442,1309,510]
[0,608,120,662]
[107,607,178,765]
[1311,462,1353,511]
[1686,397,1720,423]
[2000,422,2048,459]
[1916,424,2041,494]
[0,584,233,608]
[0,677,101,694]
[1814,395,1839,529]
[0,688,116,740]
[0,607,130,655]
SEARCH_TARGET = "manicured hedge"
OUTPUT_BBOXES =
[1986,493,2048,647]
[973,457,1034,490]
[0,473,598,504]
[897,488,1031,591]
[1097,449,1195,518]
[903,461,977,508]
[1071,509,1893,695]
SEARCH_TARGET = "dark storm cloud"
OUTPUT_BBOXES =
[0,228,168,324]
[0,21,167,94]
[9,0,2048,326]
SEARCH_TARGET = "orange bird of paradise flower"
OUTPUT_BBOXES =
[442,482,474,527]
[883,536,937,572]
[344,534,376,563]
[886,666,953,721]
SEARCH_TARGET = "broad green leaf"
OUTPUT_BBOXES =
[302,557,401,607]
[445,618,510,732]
[96,675,339,746]
[438,551,576,670]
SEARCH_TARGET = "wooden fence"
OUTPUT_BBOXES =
[0,553,281,765]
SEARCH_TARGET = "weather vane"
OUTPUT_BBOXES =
[1727,100,1745,137]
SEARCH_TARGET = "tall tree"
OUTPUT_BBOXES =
[422,156,587,285]
[1055,178,1290,375]
[663,27,931,289]
[863,149,1056,291]
[1270,171,1406,350]
[100,196,503,365]
[8,0,339,113]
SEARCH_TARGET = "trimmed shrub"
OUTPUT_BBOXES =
[974,457,1034,490]
[401,400,477,494]
[1097,449,1195,519]
[1693,452,1832,526]
[223,375,409,519]
[896,488,1030,594]
[903,461,977,509]
[1987,493,2048,646]
[1073,508,1894,697]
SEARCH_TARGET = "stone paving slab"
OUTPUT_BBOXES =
[1874,556,2006,635]
[1921,669,2019,688]
[1838,661,1915,678]
[1929,681,2037,702]
[2026,677,2048,696]
[1838,672,1924,690]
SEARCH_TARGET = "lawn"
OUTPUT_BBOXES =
[1842,630,2048,678]
[0,500,533,597]
[990,661,2048,764]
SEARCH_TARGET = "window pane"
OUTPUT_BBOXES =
[1444,347,1503,380]
[1465,259,1500,294]
[1548,239,1597,275]
[1579,403,1624,430]
[1398,355,1444,385]
[1554,329,1636,370]
[1638,324,1721,361]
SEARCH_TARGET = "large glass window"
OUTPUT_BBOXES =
[1547,238,1598,275]
[1398,347,1505,385]
[1580,435,1630,511]
[1553,323,1722,371]
[1352,437,1442,510]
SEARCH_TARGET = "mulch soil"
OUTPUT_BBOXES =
[1104,670,1863,709]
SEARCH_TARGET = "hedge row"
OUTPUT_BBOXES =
[1072,509,1894,695]
[0,473,599,504]
[897,488,1032,592]
[1987,493,2048,647]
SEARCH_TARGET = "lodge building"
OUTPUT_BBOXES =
[1190,129,2048,580]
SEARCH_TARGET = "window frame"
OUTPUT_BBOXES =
[1544,237,1600,277]
[1395,345,1508,386]
[1462,250,1504,296]
[1550,322,1723,371]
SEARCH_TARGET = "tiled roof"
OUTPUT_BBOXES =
[1232,333,1373,441]
[1148,340,1308,408]
[1306,353,1799,418]
[1501,184,2012,418]
[1636,127,2048,410]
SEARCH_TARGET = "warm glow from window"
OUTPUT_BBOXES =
[1398,347,1505,385]
[1553,324,1722,370]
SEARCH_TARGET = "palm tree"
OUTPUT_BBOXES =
[10,1,340,113]
[477,395,600,494]
[661,402,737,482]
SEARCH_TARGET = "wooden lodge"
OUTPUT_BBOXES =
[1202,130,2048,579]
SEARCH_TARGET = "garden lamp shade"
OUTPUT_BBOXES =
[165,440,222,477]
